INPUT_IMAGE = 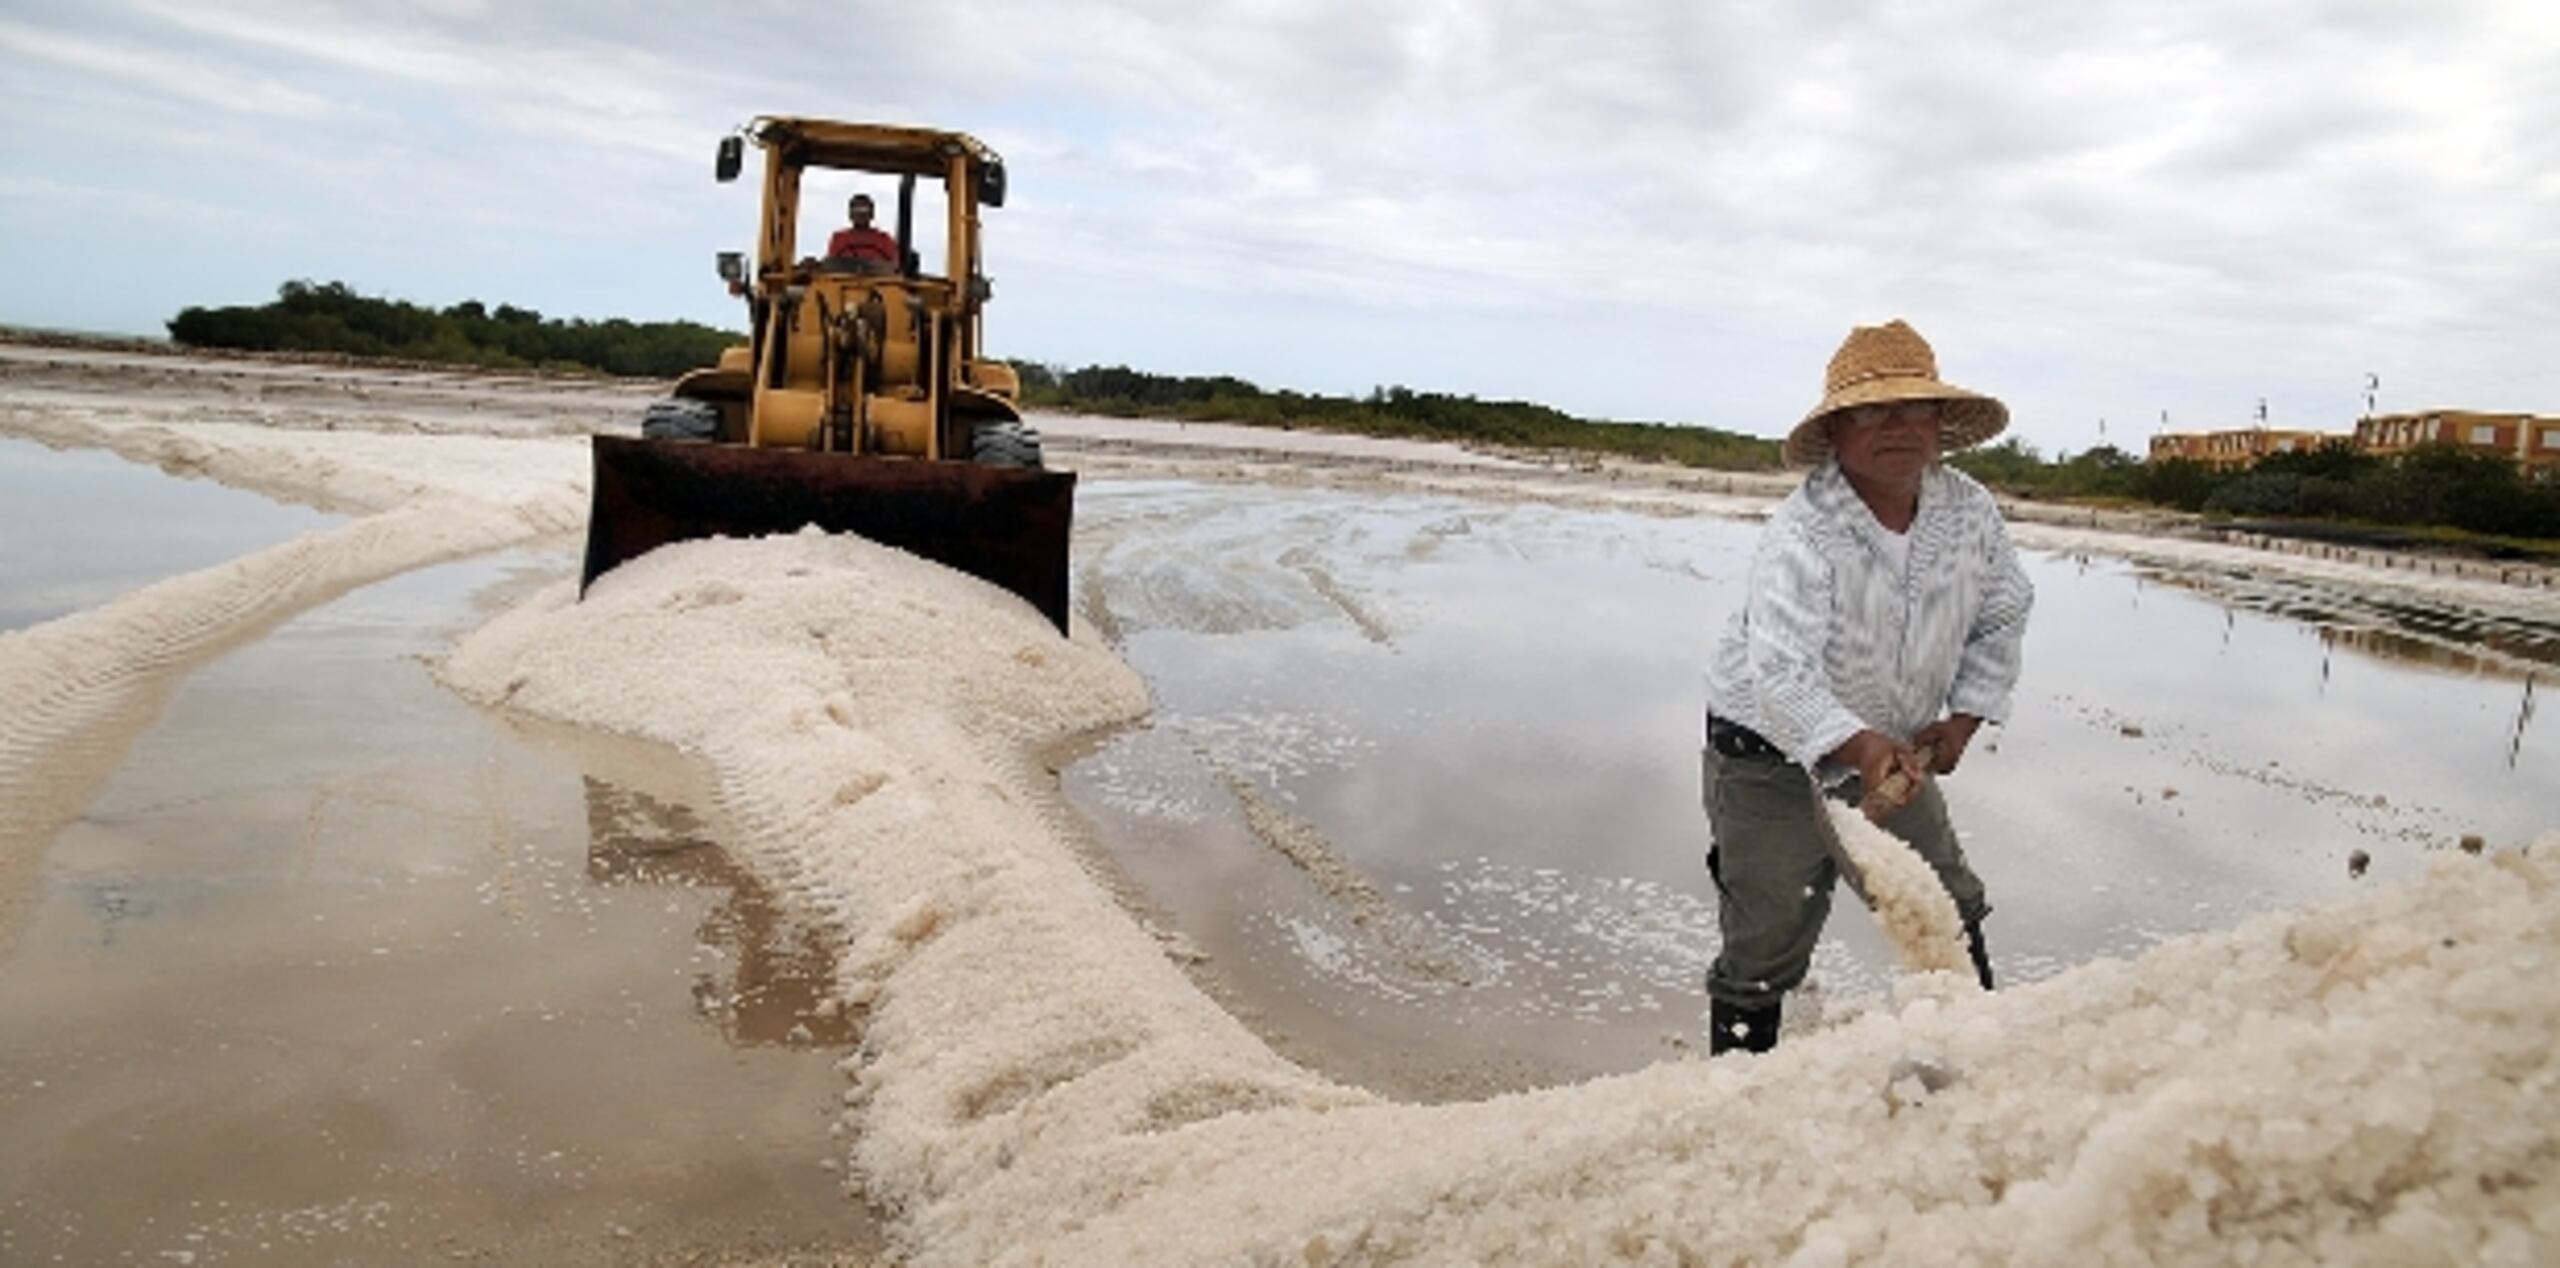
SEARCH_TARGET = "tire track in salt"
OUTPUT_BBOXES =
[0,497,579,955]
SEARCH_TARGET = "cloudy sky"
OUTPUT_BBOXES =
[3,0,2554,455]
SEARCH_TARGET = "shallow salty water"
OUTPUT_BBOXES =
[0,436,345,631]
[1065,479,2556,1088]
[0,506,878,1263]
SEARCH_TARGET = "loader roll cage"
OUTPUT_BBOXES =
[689,117,1023,457]
[718,116,1007,288]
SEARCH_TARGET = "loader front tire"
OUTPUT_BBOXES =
[970,420,1044,468]
[641,397,721,442]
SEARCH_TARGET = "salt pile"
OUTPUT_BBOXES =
[1824,798,1973,977]
[443,530,2557,1267]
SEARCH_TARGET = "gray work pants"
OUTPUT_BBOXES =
[1700,745,1990,1010]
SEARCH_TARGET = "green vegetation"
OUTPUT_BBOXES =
[1015,362,1784,470]
[1952,438,2560,551]
[167,280,739,378]
[1949,439,2152,504]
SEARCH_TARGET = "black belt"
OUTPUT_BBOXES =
[1707,715,1787,762]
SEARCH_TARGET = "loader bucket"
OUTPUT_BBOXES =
[581,435,1076,633]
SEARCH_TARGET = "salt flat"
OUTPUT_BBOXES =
[3,343,2553,1266]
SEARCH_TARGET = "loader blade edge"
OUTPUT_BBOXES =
[582,434,1076,634]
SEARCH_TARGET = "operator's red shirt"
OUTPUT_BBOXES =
[827,226,899,263]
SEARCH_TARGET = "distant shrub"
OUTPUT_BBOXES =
[2138,458,2226,512]
[2204,472,2304,517]
[1018,365,1783,470]
[2296,475,2360,519]
[168,280,740,379]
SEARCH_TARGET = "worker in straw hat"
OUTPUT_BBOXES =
[1697,318,2035,1055]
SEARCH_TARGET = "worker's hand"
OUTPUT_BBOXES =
[1829,729,1929,820]
[1910,714,1985,776]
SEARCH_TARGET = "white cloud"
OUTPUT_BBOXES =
[3,0,2555,448]
[0,176,293,232]
[0,18,341,120]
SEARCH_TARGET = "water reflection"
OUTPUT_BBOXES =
[0,435,344,630]
[579,775,853,1048]
[2144,566,2560,678]
[2317,622,2538,681]
[2140,566,2550,771]
[2515,676,2540,770]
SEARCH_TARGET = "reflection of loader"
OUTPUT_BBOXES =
[581,117,1072,630]
[581,776,853,1048]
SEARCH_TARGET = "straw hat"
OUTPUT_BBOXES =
[1784,319,2008,468]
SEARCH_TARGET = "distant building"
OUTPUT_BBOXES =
[2355,410,2560,473]
[2147,428,2337,470]
[2147,409,2560,475]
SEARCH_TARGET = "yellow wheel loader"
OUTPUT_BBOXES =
[581,117,1073,631]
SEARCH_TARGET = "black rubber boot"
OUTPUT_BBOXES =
[1709,998,1782,1055]
[1965,920,1995,991]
